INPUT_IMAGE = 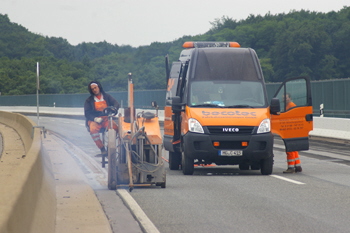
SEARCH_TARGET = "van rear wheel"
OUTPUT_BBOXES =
[260,155,274,175]
[169,152,181,170]
[182,151,194,175]
[239,163,250,170]
[250,163,261,170]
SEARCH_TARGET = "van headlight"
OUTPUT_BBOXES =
[257,118,270,134]
[188,118,204,133]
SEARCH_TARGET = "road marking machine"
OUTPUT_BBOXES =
[103,73,166,191]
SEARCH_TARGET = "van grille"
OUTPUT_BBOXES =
[207,126,254,135]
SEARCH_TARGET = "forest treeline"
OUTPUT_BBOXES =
[0,6,349,95]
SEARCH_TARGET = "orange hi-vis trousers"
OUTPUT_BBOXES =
[88,117,118,149]
[286,151,301,168]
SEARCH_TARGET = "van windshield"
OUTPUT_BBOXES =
[189,80,266,107]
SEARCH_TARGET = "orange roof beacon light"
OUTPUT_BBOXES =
[182,41,241,48]
[182,41,194,48]
[229,42,240,48]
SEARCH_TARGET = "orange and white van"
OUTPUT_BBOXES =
[163,41,313,175]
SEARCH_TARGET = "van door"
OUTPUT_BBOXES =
[271,76,313,152]
[163,61,182,152]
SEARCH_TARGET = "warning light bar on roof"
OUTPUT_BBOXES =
[182,41,240,48]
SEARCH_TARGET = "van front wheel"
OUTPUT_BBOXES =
[182,151,194,175]
[260,155,274,175]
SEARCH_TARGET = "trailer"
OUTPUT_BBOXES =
[104,73,166,191]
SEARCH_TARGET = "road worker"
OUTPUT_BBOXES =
[283,93,302,173]
[84,81,119,156]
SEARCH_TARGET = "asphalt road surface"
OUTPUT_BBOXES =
[30,116,350,233]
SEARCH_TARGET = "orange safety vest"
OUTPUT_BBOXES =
[286,101,296,110]
[94,95,108,120]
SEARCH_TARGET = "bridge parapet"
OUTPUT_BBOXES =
[0,111,56,233]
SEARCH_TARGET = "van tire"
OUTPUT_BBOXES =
[182,151,194,175]
[260,155,274,175]
[169,152,181,170]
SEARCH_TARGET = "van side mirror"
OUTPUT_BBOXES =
[270,98,280,115]
[171,96,183,113]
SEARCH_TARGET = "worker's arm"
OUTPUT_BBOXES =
[105,94,120,111]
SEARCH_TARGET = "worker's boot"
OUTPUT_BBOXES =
[295,166,302,172]
[96,147,107,157]
[283,168,295,173]
[101,147,107,155]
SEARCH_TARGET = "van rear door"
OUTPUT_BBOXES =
[271,76,313,152]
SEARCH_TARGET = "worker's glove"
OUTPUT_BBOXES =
[94,117,103,124]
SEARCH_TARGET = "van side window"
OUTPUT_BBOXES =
[165,62,181,105]
[275,79,308,112]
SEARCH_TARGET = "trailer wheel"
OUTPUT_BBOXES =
[169,152,181,170]
[260,154,274,175]
[182,151,194,175]
[108,129,117,190]
[161,172,166,188]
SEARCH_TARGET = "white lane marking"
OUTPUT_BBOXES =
[118,189,160,233]
[52,133,159,232]
[270,175,305,185]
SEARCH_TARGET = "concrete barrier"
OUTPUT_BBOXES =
[310,116,350,141]
[0,111,56,233]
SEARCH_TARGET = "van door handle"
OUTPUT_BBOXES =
[305,114,313,121]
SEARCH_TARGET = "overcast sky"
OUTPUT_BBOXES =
[1,0,349,47]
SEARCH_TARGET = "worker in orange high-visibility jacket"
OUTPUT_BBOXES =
[84,81,119,156]
[283,93,302,173]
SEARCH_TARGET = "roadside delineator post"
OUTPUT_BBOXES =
[320,103,324,117]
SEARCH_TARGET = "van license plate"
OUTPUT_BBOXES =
[219,150,243,156]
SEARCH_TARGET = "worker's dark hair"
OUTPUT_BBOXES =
[88,80,105,95]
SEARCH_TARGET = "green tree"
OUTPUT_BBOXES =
[1,7,350,95]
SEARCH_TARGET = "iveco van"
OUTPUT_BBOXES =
[164,41,313,175]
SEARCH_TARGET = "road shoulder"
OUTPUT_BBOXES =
[42,132,113,233]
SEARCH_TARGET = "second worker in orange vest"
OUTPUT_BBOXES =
[283,93,302,173]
